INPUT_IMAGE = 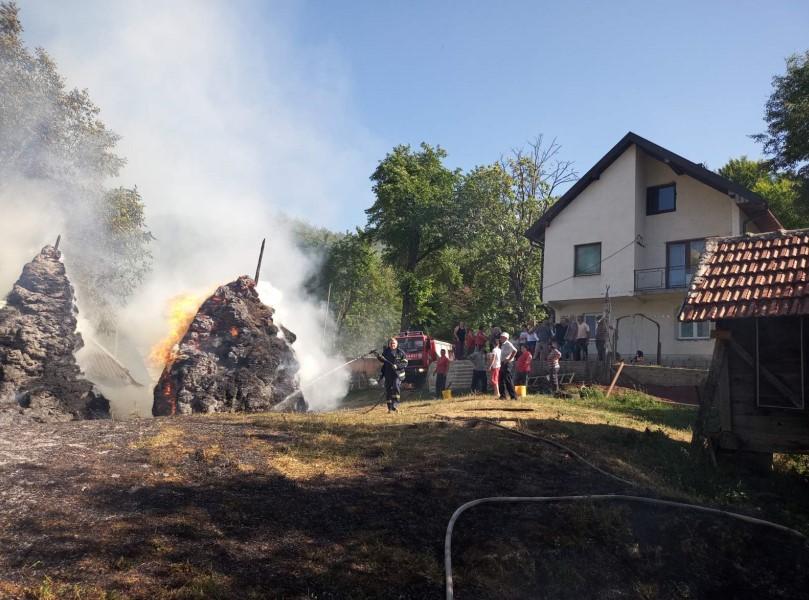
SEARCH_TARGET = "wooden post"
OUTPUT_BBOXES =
[692,335,726,451]
[54,234,61,250]
[254,238,266,284]
[606,362,625,398]
[718,349,732,433]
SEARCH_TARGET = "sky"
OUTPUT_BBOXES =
[17,0,809,232]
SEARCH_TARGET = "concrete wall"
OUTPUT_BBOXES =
[543,145,638,302]
[621,364,707,387]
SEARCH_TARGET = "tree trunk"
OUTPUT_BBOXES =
[400,284,412,332]
[400,232,420,332]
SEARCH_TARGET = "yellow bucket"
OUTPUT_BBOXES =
[515,385,527,397]
[442,389,453,400]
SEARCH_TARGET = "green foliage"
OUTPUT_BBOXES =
[455,137,576,331]
[0,2,151,327]
[286,216,344,257]
[719,156,809,229]
[366,143,461,329]
[753,50,809,198]
[0,3,123,182]
[309,231,401,357]
[70,187,154,331]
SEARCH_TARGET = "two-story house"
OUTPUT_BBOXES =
[525,132,782,367]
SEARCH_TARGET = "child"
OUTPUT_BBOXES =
[515,342,533,386]
[546,340,562,393]
[488,340,501,397]
[469,345,488,393]
[435,349,450,398]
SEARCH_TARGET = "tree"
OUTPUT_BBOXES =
[458,137,576,329]
[752,51,809,197]
[719,156,808,229]
[309,231,401,357]
[0,2,151,327]
[366,143,461,330]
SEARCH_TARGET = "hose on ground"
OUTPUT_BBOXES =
[444,494,807,600]
[438,415,638,488]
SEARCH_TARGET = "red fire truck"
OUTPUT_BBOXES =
[395,330,454,385]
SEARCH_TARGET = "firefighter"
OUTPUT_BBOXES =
[374,337,408,412]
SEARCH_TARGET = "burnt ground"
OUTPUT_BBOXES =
[0,391,808,599]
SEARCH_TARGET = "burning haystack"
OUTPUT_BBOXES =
[152,275,305,416]
[0,245,110,423]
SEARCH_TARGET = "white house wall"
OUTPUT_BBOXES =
[550,295,714,367]
[543,145,638,302]
[636,151,738,272]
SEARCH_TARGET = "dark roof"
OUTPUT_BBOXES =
[524,132,782,242]
[679,229,809,322]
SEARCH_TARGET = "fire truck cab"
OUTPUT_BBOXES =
[396,330,453,385]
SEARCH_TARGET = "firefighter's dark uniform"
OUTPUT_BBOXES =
[378,346,407,412]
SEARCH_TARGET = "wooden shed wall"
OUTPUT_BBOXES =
[718,318,809,453]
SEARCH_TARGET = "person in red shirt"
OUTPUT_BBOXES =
[515,343,533,386]
[435,349,450,398]
[475,327,487,349]
[465,330,476,354]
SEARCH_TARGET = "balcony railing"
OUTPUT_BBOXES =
[634,266,693,291]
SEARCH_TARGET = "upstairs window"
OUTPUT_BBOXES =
[574,242,601,276]
[647,183,676,215]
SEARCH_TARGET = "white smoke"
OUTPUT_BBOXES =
[1,1,380,416]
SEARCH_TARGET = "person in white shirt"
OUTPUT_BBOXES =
[488,340,502,396]
[498,332,518,400]
[526,322,539,355]
[575,315,590,361]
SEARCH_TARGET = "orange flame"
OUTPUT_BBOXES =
[149,292,207,369]
[230,326,239,338]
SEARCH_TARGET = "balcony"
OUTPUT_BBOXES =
[634,266,693,292]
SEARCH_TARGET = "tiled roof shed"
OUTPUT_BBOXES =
[679,229,809,322]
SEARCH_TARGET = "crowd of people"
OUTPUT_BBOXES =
[442,316,612,400]
[375,315,611,412]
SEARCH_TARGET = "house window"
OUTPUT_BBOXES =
[678,320,711,340]
[574,243,601,276]
[647,183,676,215]
[667,239,706,288]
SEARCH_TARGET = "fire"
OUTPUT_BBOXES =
[149,292,207,369]
[230,326,239,337]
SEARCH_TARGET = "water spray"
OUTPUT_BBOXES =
[273,349,391,411]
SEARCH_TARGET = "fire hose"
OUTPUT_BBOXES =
[441,417,808,600]
[274,349,400,411]
[444,495,807,600]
